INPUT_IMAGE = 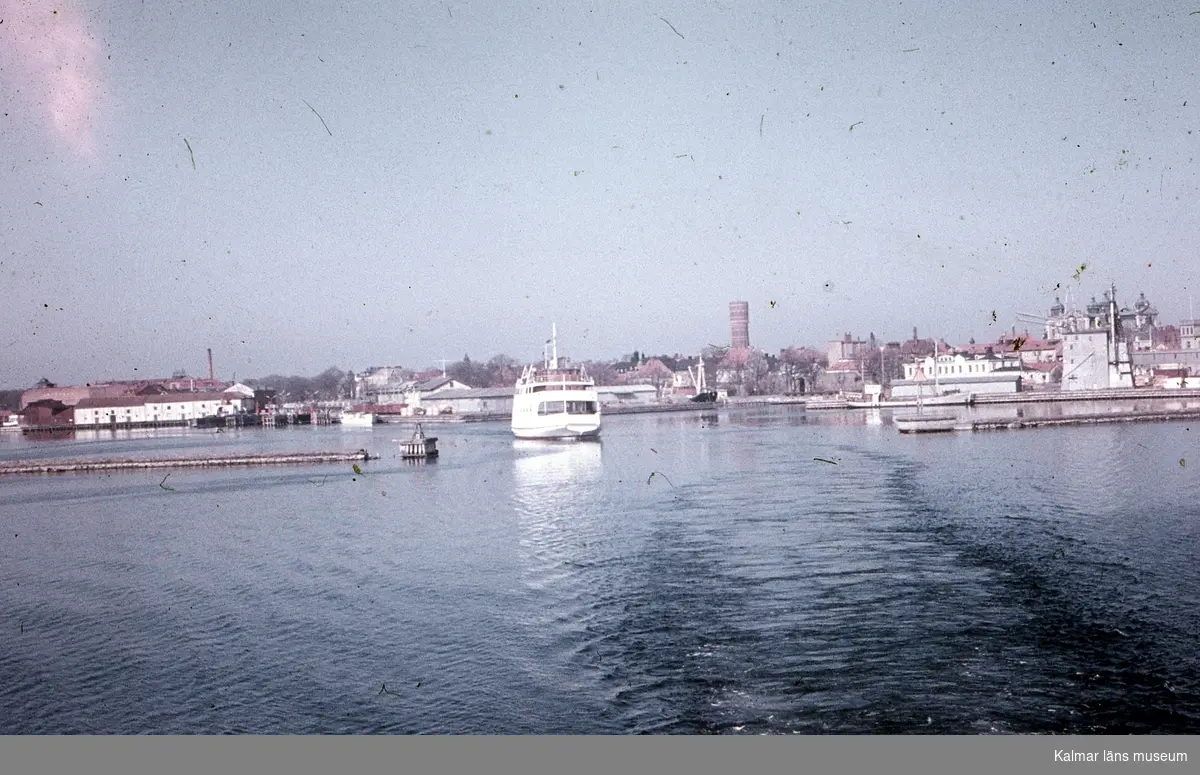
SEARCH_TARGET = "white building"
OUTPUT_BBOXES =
[827,333,869,366]
[356,366,413,402]
[902,352,1020,382]
[890,373,1022,398]
[416,387,515,416]
[366,375,475,407]
[1181,319,1200,350]
[398,377,474,412]
[374,380,417,405]
[1061,329,1133,390]
[596,385,658,407]
[73,391,254,427]
[997,362,1058,386]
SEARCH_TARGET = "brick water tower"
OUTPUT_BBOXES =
[730,301,750,349]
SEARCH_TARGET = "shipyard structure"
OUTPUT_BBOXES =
[1056,285,1135,391]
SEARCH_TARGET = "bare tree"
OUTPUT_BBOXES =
[583,360,619,386]
[742,350,771,394]
[486,354,520,387]
[311,367,347,399]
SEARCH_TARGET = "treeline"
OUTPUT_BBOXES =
[242,356,524,401]
[242,367,356,402]
[241,351,657,402]
[0,389,22,412]
[1,343,840,411]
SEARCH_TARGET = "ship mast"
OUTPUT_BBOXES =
[1109,283,1119,369]
[688,353,705,394]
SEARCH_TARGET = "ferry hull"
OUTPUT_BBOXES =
[511,419,601,440]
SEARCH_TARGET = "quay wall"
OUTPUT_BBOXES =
[966,409,1200,432]
[974,387,1200,404]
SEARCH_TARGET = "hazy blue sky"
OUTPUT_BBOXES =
[2,0,1197,386]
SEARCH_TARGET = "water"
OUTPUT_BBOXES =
[1,408,1198,733]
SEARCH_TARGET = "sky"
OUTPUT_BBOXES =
[1,0,1198,386]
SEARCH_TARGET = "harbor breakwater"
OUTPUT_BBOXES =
[0,450,375,476]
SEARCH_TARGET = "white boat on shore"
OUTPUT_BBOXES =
[894,414,960,433]
[511,325,601,440]
[340,410,378,427]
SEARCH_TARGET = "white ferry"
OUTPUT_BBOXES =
[511,325,601,440]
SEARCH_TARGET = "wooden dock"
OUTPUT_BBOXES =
[0,450,376,476]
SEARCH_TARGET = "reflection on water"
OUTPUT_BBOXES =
[512,440,603,478]
[725,406,809,428]
[512,442,605,588]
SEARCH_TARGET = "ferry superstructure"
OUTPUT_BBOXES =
[511,326,601,440]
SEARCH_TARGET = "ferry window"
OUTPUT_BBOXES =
[567,401,596,414]
[538,401,566,415]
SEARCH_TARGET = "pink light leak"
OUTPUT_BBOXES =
[0,0,105,157]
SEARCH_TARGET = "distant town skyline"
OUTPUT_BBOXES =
[4,281,1190,389]
[3,1,1197,387]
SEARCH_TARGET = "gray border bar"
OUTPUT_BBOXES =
[4,735,1197,775]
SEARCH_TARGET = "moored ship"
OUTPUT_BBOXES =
[688,353,717,403]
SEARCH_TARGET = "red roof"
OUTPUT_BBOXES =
[955,338,1057,357]
[74,396,147,409]
[1008,338,1056,352]
[953,342,1000,357]
[74,392,242,409]
[143,392,238,404]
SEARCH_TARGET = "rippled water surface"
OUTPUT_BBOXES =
[2,408,1198,733]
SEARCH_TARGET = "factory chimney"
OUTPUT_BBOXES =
[207,348,214,381]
